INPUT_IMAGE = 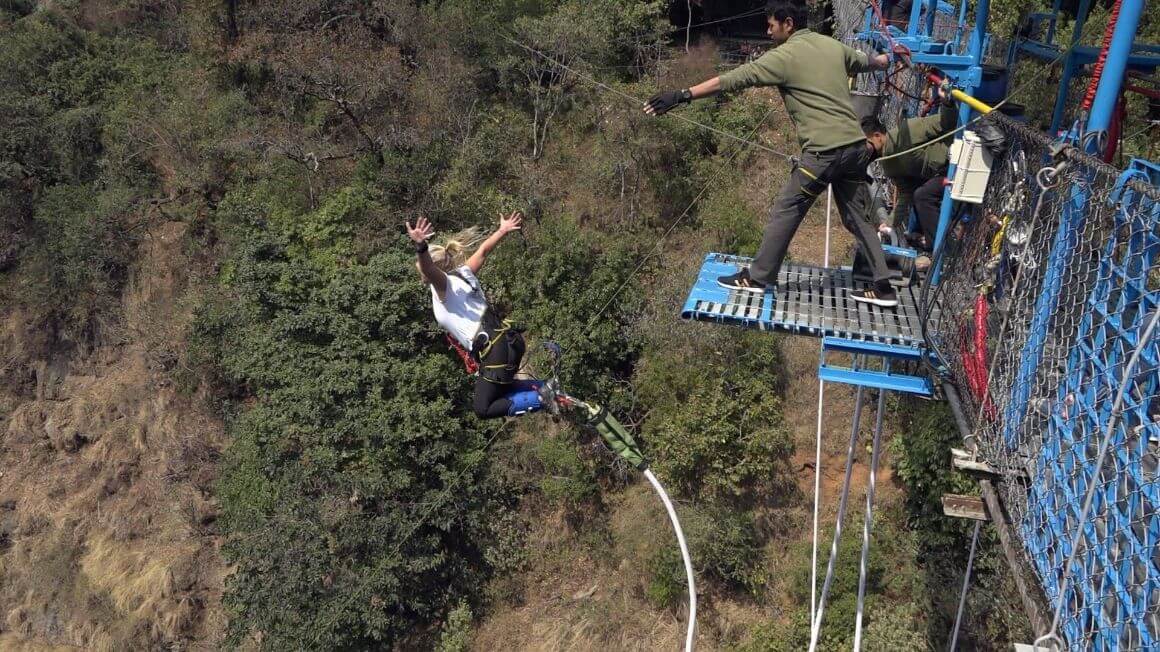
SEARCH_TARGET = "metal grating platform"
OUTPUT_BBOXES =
[680,253,939,348]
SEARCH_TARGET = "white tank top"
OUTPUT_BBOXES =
[431,266,488,349]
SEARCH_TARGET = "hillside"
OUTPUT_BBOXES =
[0,2,1029,650]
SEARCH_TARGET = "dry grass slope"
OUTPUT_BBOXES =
[0,220,227,650]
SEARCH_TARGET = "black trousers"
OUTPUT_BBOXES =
[472,329,526,419]
[912,175,945,247]
[749,141,892,286]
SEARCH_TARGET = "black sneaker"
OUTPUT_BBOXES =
[717,268,767,293]
[850,283,899,308]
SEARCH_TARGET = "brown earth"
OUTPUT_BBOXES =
[0,220,226,650]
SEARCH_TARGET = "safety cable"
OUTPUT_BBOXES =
[809,376,867,652]
[853,373,888,651]
[672,6,767,32]
[948,520,982,652]
[500,34,795,162]
[809,186,836,620]
[584,104,779,327]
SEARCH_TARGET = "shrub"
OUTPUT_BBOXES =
[637,331,793,500]
[200,179,523,649]
[647,503,765,608]
[436,601,473,652]
[18,183,137,331]
[534,435,601,515]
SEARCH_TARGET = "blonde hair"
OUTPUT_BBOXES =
[428,227,484,273]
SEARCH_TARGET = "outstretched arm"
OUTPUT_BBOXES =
[466,211,523,275]
[642,77,723,116]
[407,216,447,295]
[644,46,793,117]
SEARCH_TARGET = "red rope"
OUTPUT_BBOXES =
[960,294,996,420]
[1081,0,1124,112]
[447,334,478,375]
[867,0,912,63]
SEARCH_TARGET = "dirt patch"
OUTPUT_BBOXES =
[0,220,227,650]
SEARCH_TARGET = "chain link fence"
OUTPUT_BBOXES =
[930,111,1160,650]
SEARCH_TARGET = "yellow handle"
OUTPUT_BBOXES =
[950,88,993,114]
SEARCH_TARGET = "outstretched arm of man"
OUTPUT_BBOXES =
[643,77,723,116]
[644,45,793,116]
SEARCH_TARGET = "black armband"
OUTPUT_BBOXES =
[414,240,429,254]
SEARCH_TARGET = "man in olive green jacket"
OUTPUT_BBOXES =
[862,101,957,250]
[644,0,899,307]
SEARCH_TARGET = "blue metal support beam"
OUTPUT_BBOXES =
[930,0,988,284]
[1046,0,1064,45]
[924,0,938,38]
[818,338,934,395]
[1049,0,1091,135]
[1085,0,1147,150]
[1018,40,1160,69]
[818,365,934,395]
[904,0,922,36]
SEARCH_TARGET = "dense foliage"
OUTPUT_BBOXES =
[0,1,1045,649]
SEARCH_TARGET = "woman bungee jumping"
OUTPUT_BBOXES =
[407,211,553,419]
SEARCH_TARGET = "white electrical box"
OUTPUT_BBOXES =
[948,130,994,204]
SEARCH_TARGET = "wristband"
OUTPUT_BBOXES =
[414,240,429,254]
[680,88,693,103]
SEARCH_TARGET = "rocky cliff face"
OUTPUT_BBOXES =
[0,220,226,650]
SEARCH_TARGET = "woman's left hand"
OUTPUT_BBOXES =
[497,211,523,234]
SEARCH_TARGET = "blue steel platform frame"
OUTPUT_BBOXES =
[846,2,1160,647]
[680,253,936,396]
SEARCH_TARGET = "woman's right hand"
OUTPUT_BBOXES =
[406,216,435,243]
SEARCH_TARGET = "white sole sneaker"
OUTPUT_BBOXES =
[850,291,899,308]
[718,280,767,293]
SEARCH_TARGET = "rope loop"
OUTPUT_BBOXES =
[1036,164,1065,190]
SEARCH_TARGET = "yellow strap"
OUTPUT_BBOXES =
[475,319,513,361]
[799,166,819,181]
[990,215,1010,257]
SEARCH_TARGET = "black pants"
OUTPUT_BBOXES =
[913,175,945,247]
[472,329,526,419]
[749,141,892,286]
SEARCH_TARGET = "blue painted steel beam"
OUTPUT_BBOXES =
[818,364,934,395]
[907,0,923,36]
[929,0,988,284]
[1086,0,1147,148]
[1050,0,1092,135]
[822,336,925,361]
[1019,40,1160,69]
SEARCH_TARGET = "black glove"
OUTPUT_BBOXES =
[644,89,692,116]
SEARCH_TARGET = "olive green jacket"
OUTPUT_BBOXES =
[718,29,873,153]
[880,105,957,226]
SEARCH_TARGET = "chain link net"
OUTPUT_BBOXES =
[930,111,1160,650]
